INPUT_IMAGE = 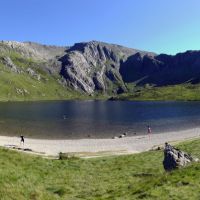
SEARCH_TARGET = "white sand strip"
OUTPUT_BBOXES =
[0,128,199,156]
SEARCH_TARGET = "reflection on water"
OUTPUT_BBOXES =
[0,100,199,139]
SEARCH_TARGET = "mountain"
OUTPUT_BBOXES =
[0,40,200,101]
[120,50,200,86]
[59,41,155,94]
[0,40,79,101]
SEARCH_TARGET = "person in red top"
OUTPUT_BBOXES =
[147,125,152,139]
[147,126,151,133]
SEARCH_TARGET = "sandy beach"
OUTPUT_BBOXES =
[0,128,199,157]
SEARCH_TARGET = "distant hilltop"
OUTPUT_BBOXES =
[0,40,200,100]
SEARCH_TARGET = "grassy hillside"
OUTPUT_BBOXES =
[0,139,200,199]
[0,52,84,101]
[114,84,200,101]
[1,49,200,102]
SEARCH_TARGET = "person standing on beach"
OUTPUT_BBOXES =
[20,135,24,146]
[147,125,152,139]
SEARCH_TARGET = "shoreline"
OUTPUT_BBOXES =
[0,128,199,157]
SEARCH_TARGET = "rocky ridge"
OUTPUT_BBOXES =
[1,40,200,96]
[0,40,67,60]
[59,41,155,94]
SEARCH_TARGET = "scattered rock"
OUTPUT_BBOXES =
[26,68,41,81]
[59,152,78,160]
[16,88,29,95]
[23,89,30,94]
[163,142,199,171]
[23,148,32,152]
[1,56,21,73]
[16,88,24,95]
[117,132,127,138]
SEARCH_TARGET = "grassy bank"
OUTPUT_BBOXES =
[114,84,200,101]
[0,139,200,199]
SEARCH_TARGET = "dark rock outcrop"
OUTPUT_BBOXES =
[119,53,162,84]
[120,50,200,86]
[163,143,198,171]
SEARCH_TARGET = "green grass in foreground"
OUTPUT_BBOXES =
[0,139,200,199]
[116,84,200,101]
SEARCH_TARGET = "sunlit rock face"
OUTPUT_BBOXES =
[59,41,154,94]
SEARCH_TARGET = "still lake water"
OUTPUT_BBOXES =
[0,100,200,139]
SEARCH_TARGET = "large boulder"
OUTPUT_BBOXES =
[163,142,198,171]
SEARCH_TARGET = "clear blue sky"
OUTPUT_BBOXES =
[1,0,200,54]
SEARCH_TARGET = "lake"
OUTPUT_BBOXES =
[0,100,200,139]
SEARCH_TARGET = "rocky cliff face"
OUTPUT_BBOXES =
[120,50,200,86]
[1,40,200,96]
[59,41,154,94]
